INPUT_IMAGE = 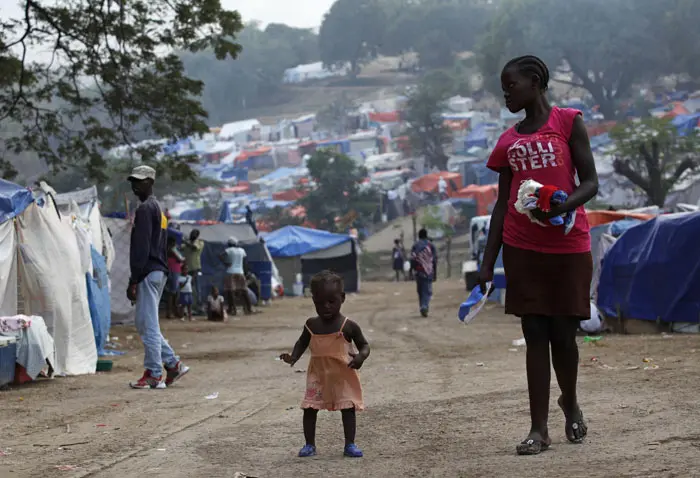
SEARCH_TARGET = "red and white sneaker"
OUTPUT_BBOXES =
[129,370,166,389]
[165,361,190,386]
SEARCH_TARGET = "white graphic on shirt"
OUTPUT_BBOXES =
[506,139,563,172]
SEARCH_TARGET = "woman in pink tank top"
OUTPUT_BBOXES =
[480,56,599,455]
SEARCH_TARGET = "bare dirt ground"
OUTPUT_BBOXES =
[2,280,700,478]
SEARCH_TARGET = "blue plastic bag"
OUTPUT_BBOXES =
[458,282,493,324]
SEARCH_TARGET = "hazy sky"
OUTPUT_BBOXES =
[1,0,335,28]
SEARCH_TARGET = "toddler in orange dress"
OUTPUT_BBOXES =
[280,270,370,458]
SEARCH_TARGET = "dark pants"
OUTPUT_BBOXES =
[416,276,433,311]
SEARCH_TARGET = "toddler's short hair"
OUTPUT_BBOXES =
[310,270,344,296]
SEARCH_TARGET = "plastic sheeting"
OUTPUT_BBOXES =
[0,221,17,316]
[597,212,700,323]
[17,201,97,375]
[264,226,352,257]
[103,217,135,325]
[0,180,33,223]
[87,246,111,356]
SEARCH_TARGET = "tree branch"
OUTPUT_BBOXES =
[613,158,651,193]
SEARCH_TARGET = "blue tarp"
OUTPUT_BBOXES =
[465,125,488,149]
[672,113,700,136]
[0,179,34,223]
[256,167,301,183]
[597,212,700,323]
[86,246,111,356]
[178,208,206,221]
[590,133,612,151]
[264,225,351,257]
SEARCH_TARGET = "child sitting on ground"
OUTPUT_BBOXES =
[280,270,370,458]
[206,286,227,322]
[178,264,194,321]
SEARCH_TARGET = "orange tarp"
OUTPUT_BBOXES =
[220,181,250,194]
[273,188,307,201]
[454,184,499,216]
[663,102,690,119]
[368,111,400,123]
[585,210,653,227]
[235,146,273,161]
[411,172,462,195]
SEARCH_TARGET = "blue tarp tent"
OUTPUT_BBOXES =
[264,226,351,257]
[0,179,34,223]
[86,246,111,356]
[264,226,359,293]
[597,212,700,323]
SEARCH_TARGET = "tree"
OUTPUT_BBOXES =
[658,0,700,82]
[300,149,378,231]
[610,118,699,207]
[0,0,243,182]
[315,93,356,135]
[318,0,386,78]
[180,22,319,126]
[382,0,492,70]
[476,0,666,119]
[404,83,451,170]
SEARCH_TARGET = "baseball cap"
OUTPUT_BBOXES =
[127,165,156,182]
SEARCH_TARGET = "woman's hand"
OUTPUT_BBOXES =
[530,206,562,222]
[477,266,494,295]
[279,353,296,366]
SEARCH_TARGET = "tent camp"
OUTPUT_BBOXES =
[597,212,700,324]
[264,226,360,294]
[411,172,462,197]
[105,218,278,323]
[0,181,97,376]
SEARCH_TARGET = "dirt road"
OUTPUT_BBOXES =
[2,281,700,478]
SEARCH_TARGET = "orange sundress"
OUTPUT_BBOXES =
[300,317,364,411]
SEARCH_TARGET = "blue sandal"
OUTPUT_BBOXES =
[344,443,363,458]
[298,444,317,457]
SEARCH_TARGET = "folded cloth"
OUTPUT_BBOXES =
[514,180,576,235]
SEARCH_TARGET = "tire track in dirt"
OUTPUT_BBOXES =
[75,396,272,477]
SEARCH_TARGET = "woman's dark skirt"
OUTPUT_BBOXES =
[502,244,592,319]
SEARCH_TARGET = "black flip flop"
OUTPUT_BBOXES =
[516,438,550,456]
[558,396,588,443]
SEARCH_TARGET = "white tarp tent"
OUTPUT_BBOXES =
[16,199,97,376]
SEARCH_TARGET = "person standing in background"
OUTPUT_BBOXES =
[166,237,184,319]
[391,239,405,282]
[126,165,189,389]
[183,229,205,314]
[245,205,258,236]
[220,238,252,316]
[411,228,437,317]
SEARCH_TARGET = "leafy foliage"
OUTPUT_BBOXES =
[476,0,673,119]
[610,118,700,206]
[300,149,378,231]
[180,22,320,126]
[0,0,243,182]
[404,82,452,171]
[383,0,491,70]
[318,0,386,77]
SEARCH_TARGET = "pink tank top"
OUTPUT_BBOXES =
[487,107,591,254]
